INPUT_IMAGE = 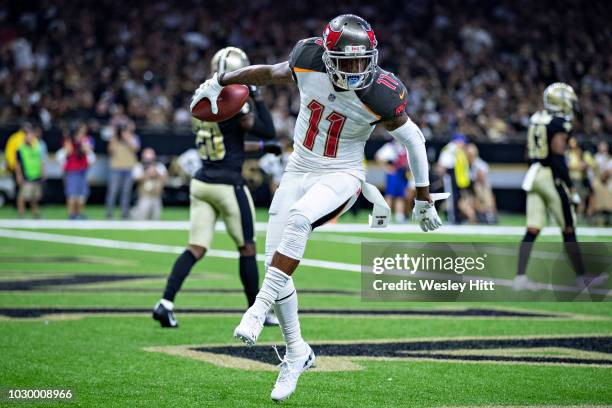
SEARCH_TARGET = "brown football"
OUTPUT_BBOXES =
[191,84,250,122]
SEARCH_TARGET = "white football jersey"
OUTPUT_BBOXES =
[286,37,409,181]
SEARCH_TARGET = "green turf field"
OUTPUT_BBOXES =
[0,206,611,407]
[0,204,534,225]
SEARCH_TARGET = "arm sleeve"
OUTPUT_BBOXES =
[248,100,276,139]
[388,117,429,187]
[550,153,573,188]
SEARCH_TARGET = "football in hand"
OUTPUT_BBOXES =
[191,84,250,122]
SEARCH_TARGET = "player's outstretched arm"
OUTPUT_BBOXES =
[381,114,430,201]
[219,62,293,86]
[382,113,449,232]
[190,62,292,114]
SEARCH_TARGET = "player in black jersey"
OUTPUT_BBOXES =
[515,82,608,290]
[153,47,280,328]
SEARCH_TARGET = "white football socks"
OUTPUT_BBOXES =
[249,266,290,317]
[159,298,174,310]
[274,278,307,358]
[248,265,306,358]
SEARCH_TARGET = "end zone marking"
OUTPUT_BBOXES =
[146,334,612,371]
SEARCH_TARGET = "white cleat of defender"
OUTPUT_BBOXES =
[512,275,539,291]
[233,310,265,346]
[577,273,609,289]
[271,344,316,402]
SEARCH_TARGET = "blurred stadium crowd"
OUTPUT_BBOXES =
[1,0,611,142]
[0,0,610,224]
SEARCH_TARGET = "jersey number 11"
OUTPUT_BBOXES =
[302,100,347,158]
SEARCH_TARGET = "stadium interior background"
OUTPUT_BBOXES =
[1,0,610,214]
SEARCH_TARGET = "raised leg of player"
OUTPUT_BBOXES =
[236,172,359,339]
[235,172,359,400]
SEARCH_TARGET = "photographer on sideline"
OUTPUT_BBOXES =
[105,122,140,219]
[130,148,167,220]
[56,122,95,219]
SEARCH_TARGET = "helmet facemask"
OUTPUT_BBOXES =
[323,46,378,90]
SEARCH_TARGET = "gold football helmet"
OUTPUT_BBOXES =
[211,47,250,74]
[543,82,578,119]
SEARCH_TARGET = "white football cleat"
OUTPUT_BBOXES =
[271,344,316,402]
[264,310,280,326]
[512,275,539,291]
[233,310,265,346]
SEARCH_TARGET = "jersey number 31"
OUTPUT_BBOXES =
[302,100,347,158]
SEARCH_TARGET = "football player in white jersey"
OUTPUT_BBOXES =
[190,14,447,402]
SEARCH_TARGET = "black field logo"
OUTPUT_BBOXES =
[145,335,612,371]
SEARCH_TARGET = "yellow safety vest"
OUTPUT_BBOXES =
[454,148,471,188]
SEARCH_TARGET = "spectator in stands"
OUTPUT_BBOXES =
[594,140,609,172]
[588,159,611,226]
[375,140,410,223]
[466,144,497,224]
[1,1,611,143]
[436,134,472,224]
[15,125,44,217]
[105,123,140,219]
[56,122,95,219]
[130,148,167,220]
[588,141,612,226]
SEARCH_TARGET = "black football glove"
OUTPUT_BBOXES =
[263,141,282,156]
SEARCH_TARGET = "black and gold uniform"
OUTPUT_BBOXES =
[525,109,575,230]
[189,97,274,249]
[153,47,277,328]
[514,82,605,288]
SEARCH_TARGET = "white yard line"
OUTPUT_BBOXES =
[0,228,607,296]
[0,219,610,237]
[0,229,358,273]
